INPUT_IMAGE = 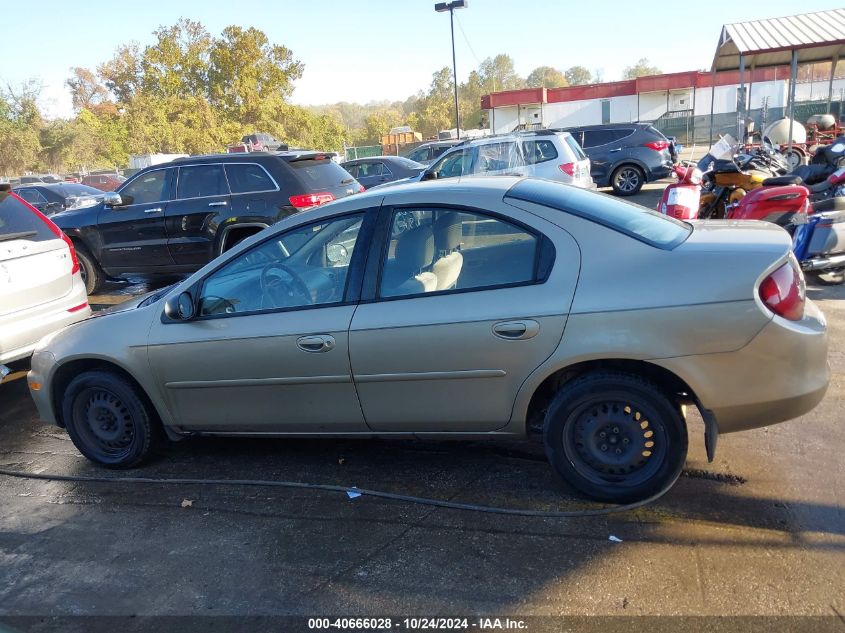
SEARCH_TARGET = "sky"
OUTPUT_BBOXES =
[1,0,843,119]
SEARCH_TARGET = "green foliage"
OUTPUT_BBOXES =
[0,18,622,176]
[564,66,593,86]
[623,58,662,80]
[526,66,567,89]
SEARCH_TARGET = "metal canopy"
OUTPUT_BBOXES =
[712,9,845,71]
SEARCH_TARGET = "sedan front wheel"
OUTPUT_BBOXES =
[543,371,687,503]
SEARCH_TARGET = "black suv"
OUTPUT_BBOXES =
[52,152,362,293]
[561,123,674,196]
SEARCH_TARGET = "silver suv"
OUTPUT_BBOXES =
[420,131,594,188]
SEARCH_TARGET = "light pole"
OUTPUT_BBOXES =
[435,0,467,139]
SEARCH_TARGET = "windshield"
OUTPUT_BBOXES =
[506,179,691,249]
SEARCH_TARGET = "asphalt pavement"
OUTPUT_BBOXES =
[0,181,843,631]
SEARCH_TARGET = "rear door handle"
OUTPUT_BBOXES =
[492,320,540,340]
[297,335,336,353]
[609,148,622,153]
[144,207,163,214]
[208,201,228,207]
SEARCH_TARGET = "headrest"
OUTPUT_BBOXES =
[433,213,462,253]
[394,226,433,273]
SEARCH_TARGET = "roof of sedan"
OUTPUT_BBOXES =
[352,175,526,201]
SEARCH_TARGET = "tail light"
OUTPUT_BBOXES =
[289,192,335,209]
[644,141,670,152]
[559,163,575,176]
[759,258,805,321]
[11,192,80,274]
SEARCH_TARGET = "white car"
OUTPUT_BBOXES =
[0,186,91,369]
[376,131,595,190]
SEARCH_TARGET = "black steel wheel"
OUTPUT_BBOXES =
[543,371,687,502]
[610,165,644,196]
[62,370,158,468]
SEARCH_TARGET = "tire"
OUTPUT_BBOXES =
[75,246,106,295]
[809,269,845,286]
[62,370,159,468]
[543,371,687,503]
[610,165,645,196]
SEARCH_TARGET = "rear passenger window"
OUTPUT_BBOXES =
[225,164,276,194]
[380,208,539,298]
[0,193,55,242]
[613,128,636,141]
[521,140,559,165]
[475,142,522,174]
[582,130,614,147]
[178,165,228,199]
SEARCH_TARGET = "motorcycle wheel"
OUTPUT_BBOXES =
[809,269,845,286]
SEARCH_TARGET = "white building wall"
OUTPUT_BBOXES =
[491,106,519,134]
[609,95,639,123]
[794,78,845,102]
[489,78,845,133]
[638,92,668,120]
[542,100,603,128]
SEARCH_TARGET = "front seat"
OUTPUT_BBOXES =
[380,226,438,297]
[432,213,463,291]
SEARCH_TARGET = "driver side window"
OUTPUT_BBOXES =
[198,213,365,317]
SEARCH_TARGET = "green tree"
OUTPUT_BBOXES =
[564,65,593,86]
[525,66,567,89]
[478,54,524,92]
[623,58,662,79]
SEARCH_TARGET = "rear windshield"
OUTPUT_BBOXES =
[506,179,691,249]
[287,158,355,190]
[0,193,56,242]
[562,134,587,160]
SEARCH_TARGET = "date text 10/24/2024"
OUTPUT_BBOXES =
[307,618,528,630]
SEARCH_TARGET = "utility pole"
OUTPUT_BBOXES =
[435,1,467,139]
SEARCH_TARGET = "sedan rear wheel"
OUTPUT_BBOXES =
[63,370,158,468]
[543,371,687,503]
[610,165,644,196]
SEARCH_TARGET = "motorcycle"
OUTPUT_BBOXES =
[697,136,789,219]
[726,167,845,285]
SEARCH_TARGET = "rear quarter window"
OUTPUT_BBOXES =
[0,193,56,242]
[506,179,691,249]
[561,135,586,161]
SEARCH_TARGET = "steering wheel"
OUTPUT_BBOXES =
[259,262,312,309]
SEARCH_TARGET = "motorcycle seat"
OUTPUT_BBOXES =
[763,175,803,186]
[712,159,740,173]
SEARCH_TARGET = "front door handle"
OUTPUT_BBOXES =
[208,201,228,207]
[493,320,540,340]
[144,207,163,214]
[297,335,336,353]
[609,148,622,153]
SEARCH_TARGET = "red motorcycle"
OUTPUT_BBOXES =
[727,168,845,285]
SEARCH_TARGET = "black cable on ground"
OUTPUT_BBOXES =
[0,466,681,518]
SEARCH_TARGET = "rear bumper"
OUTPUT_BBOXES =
[0,275,91,364]
[654,299,829,434]
[648,163,673,182]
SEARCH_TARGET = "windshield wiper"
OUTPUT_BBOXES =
[0,231,37,242]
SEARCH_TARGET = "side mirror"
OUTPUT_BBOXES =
[421,170,437,181]
[103,192,123,207]
[164,291,196,321]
